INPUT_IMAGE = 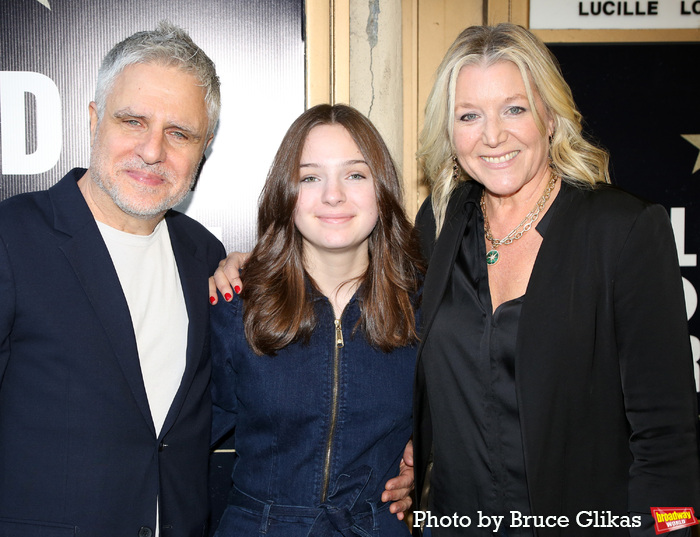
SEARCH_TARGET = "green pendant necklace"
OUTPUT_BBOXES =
[481,173,558,266]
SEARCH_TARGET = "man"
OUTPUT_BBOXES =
[0,22,225,537]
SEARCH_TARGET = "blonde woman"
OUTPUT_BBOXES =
[413,23,699,536]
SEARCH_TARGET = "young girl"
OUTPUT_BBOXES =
[210,104,424,536]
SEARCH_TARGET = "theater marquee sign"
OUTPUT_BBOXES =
[531,0,700,28]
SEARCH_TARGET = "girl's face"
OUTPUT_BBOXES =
[294,123,379,261]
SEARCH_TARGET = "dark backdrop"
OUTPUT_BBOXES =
[0,0,305,252]
[550,42,700,398]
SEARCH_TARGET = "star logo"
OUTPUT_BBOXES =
[35,0,51,9]
[486,250,499,265]
[681,134,700,174]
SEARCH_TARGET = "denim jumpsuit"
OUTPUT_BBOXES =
[210,290,416,537]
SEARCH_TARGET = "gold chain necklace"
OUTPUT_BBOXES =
[481,173,558,266]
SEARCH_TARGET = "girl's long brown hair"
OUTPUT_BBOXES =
[241,104,424,355]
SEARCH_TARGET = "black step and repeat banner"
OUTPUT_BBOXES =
[0,0,304,529]
[0,0,305,253]
[550,42,700,398]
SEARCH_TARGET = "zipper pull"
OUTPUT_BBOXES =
[334,319,344,348]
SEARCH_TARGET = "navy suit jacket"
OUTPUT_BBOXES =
[413,180,700,535]
[0,169,226,537]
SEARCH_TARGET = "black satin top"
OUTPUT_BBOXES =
[422,184,560,536]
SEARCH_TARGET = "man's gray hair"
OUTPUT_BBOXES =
[94,21,220,136]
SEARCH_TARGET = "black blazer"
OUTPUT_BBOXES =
[0,169,226,537]
[413,180,700,535]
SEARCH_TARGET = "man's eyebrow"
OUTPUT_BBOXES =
[113,108,147,120]
[168,122,201,137]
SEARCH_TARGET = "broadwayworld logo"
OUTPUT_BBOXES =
[651,507,699,534]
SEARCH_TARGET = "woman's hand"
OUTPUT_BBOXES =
[208,252,250,304]
[382,440,414,520]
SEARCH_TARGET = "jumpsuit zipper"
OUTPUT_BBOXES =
[320,317,344,502]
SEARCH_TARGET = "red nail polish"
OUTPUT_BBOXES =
[224,293,232,301]
[234,286,241,295]
[209,296,216,304]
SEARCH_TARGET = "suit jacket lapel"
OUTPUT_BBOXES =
[413,181,475,509]
[49,172,156,434]
[418,182,475,358]
[159,213,210,438]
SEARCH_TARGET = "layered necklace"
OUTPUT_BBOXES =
[481,173,558,266]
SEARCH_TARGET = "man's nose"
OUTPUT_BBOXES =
[136,129,166,164]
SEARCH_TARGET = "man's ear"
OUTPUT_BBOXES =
[191,135,214,191]
[88,102,99,143]
[191,154,207,191]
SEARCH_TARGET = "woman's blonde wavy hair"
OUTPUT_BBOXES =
[418,23,610,236]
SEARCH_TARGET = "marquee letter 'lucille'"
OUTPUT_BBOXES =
[578,1,659,15]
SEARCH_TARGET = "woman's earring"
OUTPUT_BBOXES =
[548,132,555,168]
[452,155,459,181]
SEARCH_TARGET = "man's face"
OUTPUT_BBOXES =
[88,62,212,221]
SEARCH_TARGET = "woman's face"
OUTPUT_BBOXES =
[294,123,379,260]
[453,61,554,199]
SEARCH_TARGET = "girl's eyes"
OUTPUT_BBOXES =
[300,173,366,182]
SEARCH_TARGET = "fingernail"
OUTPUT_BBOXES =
[209,296,216,304]
[234,286,241,294]
[224,293,232,301]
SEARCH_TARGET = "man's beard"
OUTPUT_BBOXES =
[89,144,197,220]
